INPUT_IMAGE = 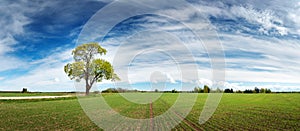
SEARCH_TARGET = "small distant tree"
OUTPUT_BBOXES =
[260,88,265,93]
[117,88,126,93]
[254,87,260,93]
[155,89,158,92]
[199,88,204,93]
[102,88,118,93]
[171,89,178,93]
[22,88,28,93]
[194,86,200,93]
[224,88,234,93]
[203,85,210,93]
[216,88,222,93]
[64,43,120,95]
[236,90,243,93]
[265,88,272,93]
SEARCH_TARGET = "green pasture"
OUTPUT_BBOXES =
[0,93,299,130]
[0,92,74,97]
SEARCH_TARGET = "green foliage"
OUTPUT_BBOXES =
[254,87,260,93]
[214,88,222,93]
[242,88,271,94]
[265,88,272,93]
[64,42,119,95]
[243,89,254,93]
[64,61,85,81]
[236,90,243,93]
[203,85,210,93]
[22,88,28,93]
[93,91,100,94]
[260,88,265,93]
[101,88,118,93]
[224,88,234,93]
[72,42,107,62]
[194,86,204,93]
[193,87,199,93]
[92,59,117,82]
[171,89,178,93]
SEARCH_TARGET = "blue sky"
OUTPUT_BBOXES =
[0,0,300,92]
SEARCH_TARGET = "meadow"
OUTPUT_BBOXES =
[0,93,299,130]
[0,92,73,97]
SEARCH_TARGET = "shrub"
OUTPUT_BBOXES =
[22,88,28,93]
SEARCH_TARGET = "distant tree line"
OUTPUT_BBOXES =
[101,88,180,93]
[193,85,211,93]
[101,88,145,93]
[224,87,272,93]
[100,86,274,94]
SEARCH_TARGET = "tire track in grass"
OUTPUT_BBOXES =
[150,99,153,131]
[159,99,201,130]
[152,99,172,130]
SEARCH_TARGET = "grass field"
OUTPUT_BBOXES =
[0,92,74,97]
[0,93,299,130]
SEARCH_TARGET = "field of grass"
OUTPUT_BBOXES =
[0,93,299,130]
[0,92,74,97]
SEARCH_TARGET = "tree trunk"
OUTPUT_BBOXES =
[85,76,91,95]
[86,85,90,96]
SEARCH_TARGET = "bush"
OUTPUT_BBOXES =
[243,89,254,93]
[22,88,28,93]
[265,89,272,93]
[171,89,178,93]
[236,90,243,93]
[224,88,234,93]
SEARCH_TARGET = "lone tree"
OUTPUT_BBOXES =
[64,42,119,95]
[203,85,210,93]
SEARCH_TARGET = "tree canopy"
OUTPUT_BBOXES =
[64,42,119,95]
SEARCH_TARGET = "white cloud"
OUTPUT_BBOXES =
[197,78,212,87]
[0,1,78,73]
[250,66,279,71]
[0,48,74,92]
[54,77,60,82]
[166,73,176,84]
[0,35,17,55]
[0,1,36,72]
[230,5,287,35]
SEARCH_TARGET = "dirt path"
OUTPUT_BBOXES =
[0,95,73,100]
[150,100,153,131]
